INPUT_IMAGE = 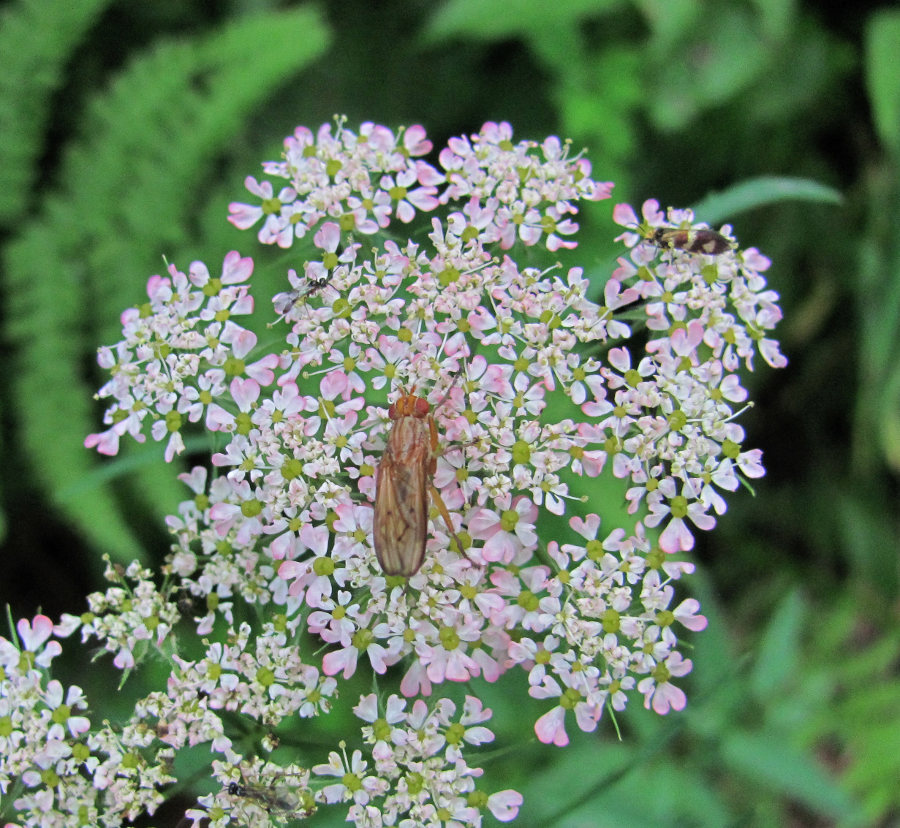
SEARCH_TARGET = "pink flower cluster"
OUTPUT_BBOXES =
[24,119,788,827]
[312,694,522,825]
[229,117,611,252]
[0,614,175,826]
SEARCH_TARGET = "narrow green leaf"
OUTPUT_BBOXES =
[750,589,805,698]
[865,10,900,151]
[722,731,862,823]
[691,176,842,224]
[424,0,618,41]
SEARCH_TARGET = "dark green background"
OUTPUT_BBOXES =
[2,1,898,825]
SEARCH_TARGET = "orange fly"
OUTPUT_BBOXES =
[373,388,464,576]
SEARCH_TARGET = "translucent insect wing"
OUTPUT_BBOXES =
[373,415,431,576]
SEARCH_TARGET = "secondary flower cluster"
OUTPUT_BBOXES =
[0,119,787,827]
[228,117,610,252]
[315,694,522,825]
[0,614,176,826]
[174,694,521,828]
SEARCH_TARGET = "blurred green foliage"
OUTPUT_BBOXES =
[1,0,898,825]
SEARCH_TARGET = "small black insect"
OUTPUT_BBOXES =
[643,226,734,256]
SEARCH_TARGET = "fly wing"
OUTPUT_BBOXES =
[373,450,429,576]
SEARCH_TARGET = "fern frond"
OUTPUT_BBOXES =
[0,0,113,224]
[4,7,331,564]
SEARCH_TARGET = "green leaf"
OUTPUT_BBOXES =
[646,6,769,130]
[865,9,900,151]
[691,176,843,224]
[835,492,900,594]
[722,731,862,823]
[855,166,900,478]
[752,0,796,40]
[423,0,619,42]
[750,589,805,698]
[0,0,113,224]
